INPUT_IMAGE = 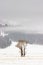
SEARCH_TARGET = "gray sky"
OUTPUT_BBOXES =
[0,0,43,33]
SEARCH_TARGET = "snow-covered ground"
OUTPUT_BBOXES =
[26,44,43,57]
[0,41,43,65]
[0,41,20,57]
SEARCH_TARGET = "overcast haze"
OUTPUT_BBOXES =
[0,0,43,33]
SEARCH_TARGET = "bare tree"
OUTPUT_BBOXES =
[16,40,28,57]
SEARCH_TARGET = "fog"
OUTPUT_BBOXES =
[0,0,43,33]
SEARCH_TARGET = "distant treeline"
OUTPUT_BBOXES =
[0,24,8,27]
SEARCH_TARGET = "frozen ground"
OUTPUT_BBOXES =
[0,41,43,65]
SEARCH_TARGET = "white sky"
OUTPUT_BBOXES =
[0,0,43,33]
